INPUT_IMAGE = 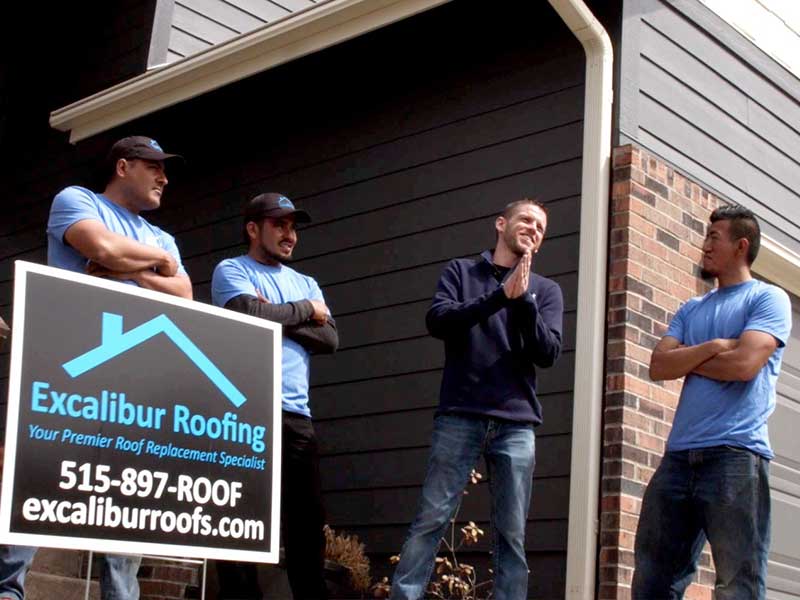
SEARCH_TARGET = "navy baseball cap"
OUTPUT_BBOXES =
[108,136,182,163]
[244,193,311,224]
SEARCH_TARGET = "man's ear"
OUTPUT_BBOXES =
[115,158,129,179]
[495,216,506,236]
[737,237,750,261]
[246,221,259,242]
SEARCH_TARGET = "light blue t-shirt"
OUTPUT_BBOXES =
[666,279,792,458]
[46,185,185,279]
[211,255,325,418]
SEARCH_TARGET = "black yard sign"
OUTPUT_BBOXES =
[0,261,282,563]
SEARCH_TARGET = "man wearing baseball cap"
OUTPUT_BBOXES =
[45,135,191,297]
[0,136,191,600]
[212,193,338,599]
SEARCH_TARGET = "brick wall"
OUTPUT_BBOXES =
[138,557,201,599]
[599,144,722,599]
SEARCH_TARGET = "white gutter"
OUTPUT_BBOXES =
[547,1,613,598]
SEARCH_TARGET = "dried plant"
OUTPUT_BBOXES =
[372,469,493,599]
[324,524,372,593]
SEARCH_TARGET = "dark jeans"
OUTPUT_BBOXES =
[632,446,771,600]
[218,412,328,600]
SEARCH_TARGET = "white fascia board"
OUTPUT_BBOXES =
[49,0,451,143]
[753,236,800,298]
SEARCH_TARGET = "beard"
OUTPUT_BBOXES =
[257,241,293,265]
[502,230,532,256]
[699,264,716,281]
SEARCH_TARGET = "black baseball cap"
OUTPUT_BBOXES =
[107,136,182,163]
[244,193,311,224]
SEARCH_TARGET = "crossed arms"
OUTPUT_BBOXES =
[65,220,193,299]
[225,294,338,355]
[649,330,778,382]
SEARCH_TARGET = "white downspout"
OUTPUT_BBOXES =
[547,1,613,598]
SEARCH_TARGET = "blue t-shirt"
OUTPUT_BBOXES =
[47,185,185,279]
[666,279,792,458]
[211,255,325,417]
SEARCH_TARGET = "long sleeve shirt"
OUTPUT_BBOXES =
[426,250,563,424]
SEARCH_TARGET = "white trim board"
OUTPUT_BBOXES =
[49,0,451,143]
[753,235,800,298]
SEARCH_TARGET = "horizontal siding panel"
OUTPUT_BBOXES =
[319,433,572,489]
[270,0,315,12]
[180,0,266,32]
[316,408,572,456]
[641,0,800,129]
[640,20,800,161]
[183,215,579,293]
[168,26,213,57]
[177,162,582,262]
[150,53,585,233]
[323,265,578,319]
[223,0,293,21]
[312,371,442,419]
[639,54,800,193]
[324,476,570,526]
[333,300,577,352]
[0,249,46,285]
[305,226,578,288]
[637,96,796,241]
[282,123,582,233]
[268,88,583,209]
[313,385,574,438]
[312,341,575,392]
[623,0,800,252]
[173,3,241,43]
[165,119,583,259]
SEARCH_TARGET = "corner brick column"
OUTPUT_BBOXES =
[598,144,722,599]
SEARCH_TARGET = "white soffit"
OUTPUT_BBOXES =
[753,235,800,298]
[50,0,451,143]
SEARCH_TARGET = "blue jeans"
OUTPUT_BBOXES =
[390,414,536,600]
[0,546,140,599]
[633,446,771,599]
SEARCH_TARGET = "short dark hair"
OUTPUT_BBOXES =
[501,198,548,220]
[709,205,761,265]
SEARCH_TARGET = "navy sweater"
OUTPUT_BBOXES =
[427,250,564,425]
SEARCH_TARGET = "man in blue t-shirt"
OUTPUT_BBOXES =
[0,136,191,600]
[633,206,792,599]
[211,193,338,600]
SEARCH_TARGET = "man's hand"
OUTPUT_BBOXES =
[155,252,178,277]
[256,290,270,303]
[309,300,330,324]
[503,251,531,299]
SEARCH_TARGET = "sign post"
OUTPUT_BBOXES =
[1,261,282,563]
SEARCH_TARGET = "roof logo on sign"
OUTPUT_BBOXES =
[62,312,246,408]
